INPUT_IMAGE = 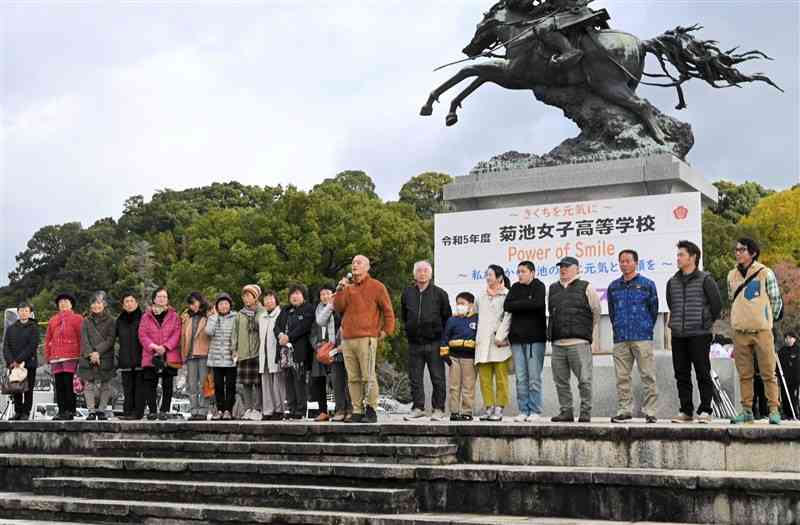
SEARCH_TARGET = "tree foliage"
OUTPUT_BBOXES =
[711,180,774,223]
[399,171,454,219]
[740,187,800,267]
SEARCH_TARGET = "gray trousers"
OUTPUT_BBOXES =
[185,357,208,416]
[261,371,287,415]
[241,384,262,412]
[551,342,593,417]
[84,380,112,412]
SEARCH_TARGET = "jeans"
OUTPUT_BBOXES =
[185,358,208,416]
[511,342,546,416]
[408,341,447,411]
[551,343,593,417]
[671,334,713,415]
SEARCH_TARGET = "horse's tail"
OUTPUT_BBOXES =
[642,24,783,110]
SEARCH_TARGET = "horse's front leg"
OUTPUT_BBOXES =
[446,78,488,126]
[420,67,478,116]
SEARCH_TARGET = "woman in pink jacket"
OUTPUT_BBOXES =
[138,287,182,420]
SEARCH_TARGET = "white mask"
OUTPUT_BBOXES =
[455,304,470,316]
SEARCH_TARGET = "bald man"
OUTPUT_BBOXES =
[334,255,396,423]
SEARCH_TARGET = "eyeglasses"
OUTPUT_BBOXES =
[734,247,748,253]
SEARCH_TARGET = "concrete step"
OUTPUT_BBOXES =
[32,477,417,514]
[91,438,458,464]
[1,454,798,523]
[3,420,800,472]
[0,492,697,524]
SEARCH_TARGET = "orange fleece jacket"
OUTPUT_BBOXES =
[333,274,396,339]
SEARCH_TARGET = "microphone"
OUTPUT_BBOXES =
[346,272,353,282]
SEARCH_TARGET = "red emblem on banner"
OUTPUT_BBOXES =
[673,205,689,220]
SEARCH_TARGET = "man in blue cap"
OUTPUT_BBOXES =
[548,256,601,422]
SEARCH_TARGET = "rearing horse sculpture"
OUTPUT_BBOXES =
[420,0,781,146]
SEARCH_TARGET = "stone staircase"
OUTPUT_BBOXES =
[0,420,796,524]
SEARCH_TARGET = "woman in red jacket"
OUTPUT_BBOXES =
[138,287,182,420]
[45,292,83,420]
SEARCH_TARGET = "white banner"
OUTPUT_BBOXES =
[434,193,703,313]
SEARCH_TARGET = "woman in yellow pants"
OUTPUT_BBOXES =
[475,264,512,421]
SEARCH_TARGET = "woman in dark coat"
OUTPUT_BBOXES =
[116,292,144,419]
[2,302,40,420]
[274,284,315,420]
[78,291,117,420]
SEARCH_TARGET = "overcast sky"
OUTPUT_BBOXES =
[1,0,798,286]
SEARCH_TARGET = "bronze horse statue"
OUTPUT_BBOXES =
[420,0,781,145]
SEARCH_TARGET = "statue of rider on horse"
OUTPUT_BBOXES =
[507,0,609,69]
[420,0,781,159]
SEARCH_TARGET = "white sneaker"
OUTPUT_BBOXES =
[526,413,544,422]
[479,407,494,421]
[488,406,503,422]
[242,409,252,420]
[513,414,529,423]
[430,410,445,421]
[404,408,426,421]
[252,410,263,421]
[206,411,214,421]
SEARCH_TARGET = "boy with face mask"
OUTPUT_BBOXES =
[440,292,478,421]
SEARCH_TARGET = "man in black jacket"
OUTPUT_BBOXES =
[666,240,722,424]
[401,261,452,421]
[504,261,547,422]
[3,303,40,420]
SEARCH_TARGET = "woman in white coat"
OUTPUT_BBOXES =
[475,264,512,421]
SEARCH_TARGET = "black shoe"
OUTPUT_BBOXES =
[450,414,462,422]
[146,413,158,421]
[645,415,658,424]
[96,412,108,421]
[158,412,168,421]
[551,413,574,423]
[349,413,364,423]
[363,406,378,424]
[611,414,632,423]
[18,413,30,421]
[461,414,473,421]
[86,412,97,421]
[290,413,304,420]
[62,412,74,421]
[578,415,591,423]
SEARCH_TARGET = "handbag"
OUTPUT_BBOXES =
[315,341,336,366]
[279,344,295,370]
[1,365,29,395]
[72,374,84,394]
[278,311,296,370]
[202,371,215,398]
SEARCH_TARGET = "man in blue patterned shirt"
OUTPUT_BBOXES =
[607,249,660,423]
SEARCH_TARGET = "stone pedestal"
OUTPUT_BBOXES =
[441,153,718,353]
[444,153,718,211]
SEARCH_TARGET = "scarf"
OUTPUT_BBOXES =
[241,306,260,357]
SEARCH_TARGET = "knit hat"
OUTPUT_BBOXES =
[215,292,234,309]
[54,292,77,308]
[242,284,262,301]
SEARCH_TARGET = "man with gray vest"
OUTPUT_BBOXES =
[728,238,783,425]
[666,240,722,424]
[548,256,601,423]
